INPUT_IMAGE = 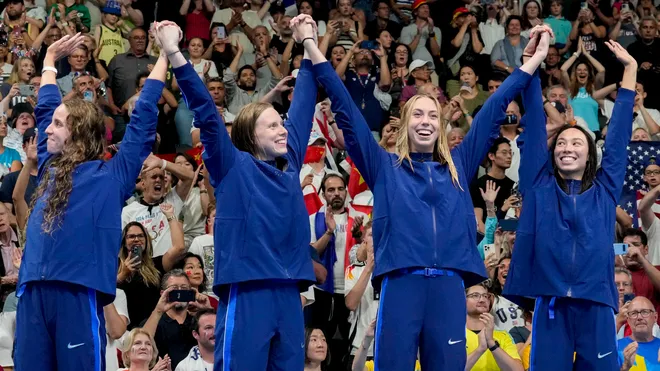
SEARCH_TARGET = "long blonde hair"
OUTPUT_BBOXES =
[121,328,159,368]
[7,57,34,85]
[29,99,106,233]
[395,94,462,188]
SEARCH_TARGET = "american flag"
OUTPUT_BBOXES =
[619,141,660,228]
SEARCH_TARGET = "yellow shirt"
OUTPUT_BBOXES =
[466,330,521,371]
[97,24,127,65]
[364,360,421,371]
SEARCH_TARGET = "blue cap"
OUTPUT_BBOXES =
[102,0,122,15]
[644,156,659,170]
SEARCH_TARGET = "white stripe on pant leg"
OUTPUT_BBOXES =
[222,284,238,371]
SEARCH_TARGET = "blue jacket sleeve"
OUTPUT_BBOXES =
[34,84,60,177]
[173,62,236,188]
[517,72,549,194]
[284,59,318,172]
[312,62,387,189]
[455,69,532,182]
[597,88,634,201]
[108,79,164,197]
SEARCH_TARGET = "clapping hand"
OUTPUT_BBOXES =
[151,355,172,371]
[605,40,637,68]
[621,341,638,371]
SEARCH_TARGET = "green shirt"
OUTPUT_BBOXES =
[48,3,91,31]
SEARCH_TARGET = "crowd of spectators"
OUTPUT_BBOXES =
[0,0,659,369]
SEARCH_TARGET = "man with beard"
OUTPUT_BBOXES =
[3,0,37,46]
[335,41,390,135]
[142,270,213,369]
[470,137,515,233]
[175,308,216,371]
[309,173,367,368]
[223,28,282,115]
[464,283,523,370]
[618,297,660,371]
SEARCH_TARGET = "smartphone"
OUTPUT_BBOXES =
[130,245,142,264]
[168,289,196,303]
[499,219,519,232]
[83,90,94,102]
[581,1,589,9]
[614,243,629,255]
[484,244,496,260]
[216,25,227,40]
[18,84,34,97]
[511,185,522,208]
[505,114,519,125]
[624,293,635,304]
[360,40,379,50]
[622,2,630,11]
[460,82,473,94]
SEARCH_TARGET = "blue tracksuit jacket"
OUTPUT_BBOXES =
[18,80,163,304]
[503,71,635,311]
[316,66,533,287]
[174,60,316,293]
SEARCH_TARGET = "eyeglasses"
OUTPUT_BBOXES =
[497,150,513,156]
[616,282,632,288]
[466,293,493,301]
[126,233,146,241]
[627,309,655,318]
[645,170,660,176]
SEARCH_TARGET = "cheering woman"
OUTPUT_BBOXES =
[14,32,167,370]
[504,29,637,370]
[312,16,549,370]
[156,16,328,370]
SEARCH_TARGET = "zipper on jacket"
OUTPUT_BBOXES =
[567,182,578,298]
[426,164,438,264]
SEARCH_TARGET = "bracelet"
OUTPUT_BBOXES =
[199,190,208,194]
[166,50,180,57]
[160,159,167,170]
[543,99,550,106]
[166,215,176,222]
[328,120,336,125]
[42,66,57,75]
[324,229,334,236]
[522,53,533,58]
[300,37,315,44]
[428,32,435,37]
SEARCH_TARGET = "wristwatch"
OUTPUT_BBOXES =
[489,340,500,352]
[166,215,176,222]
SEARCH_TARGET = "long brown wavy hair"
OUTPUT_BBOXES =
[119,222,161,287]
[30,99,106,234]
[395,94,462,189]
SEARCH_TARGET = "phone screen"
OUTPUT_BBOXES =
[216,26,227,39]
[168,290,196,303]
[614,243,629,255]
[499,219,519,232]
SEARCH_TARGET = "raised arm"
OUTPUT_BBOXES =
[158,21,236,187]
[314,54,386,188]
[36,33,86,173]
[283,15,322,171]
[597,41,636,201]
[455,27,549,181]
[108,52,166,196]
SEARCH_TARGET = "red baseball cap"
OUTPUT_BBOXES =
[452,7,470,20]
[412,0,428,10]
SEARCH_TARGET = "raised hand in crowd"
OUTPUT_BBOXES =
[301,173,314,189]
[621,341,638,371]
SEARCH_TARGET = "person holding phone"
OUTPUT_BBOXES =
[13,31,167,370]
[503,28,637,369]
[155,16,323,369]
[317,15,548,369]
[142,269,212,368]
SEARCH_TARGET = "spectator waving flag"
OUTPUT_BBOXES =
[619,141,660,228]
